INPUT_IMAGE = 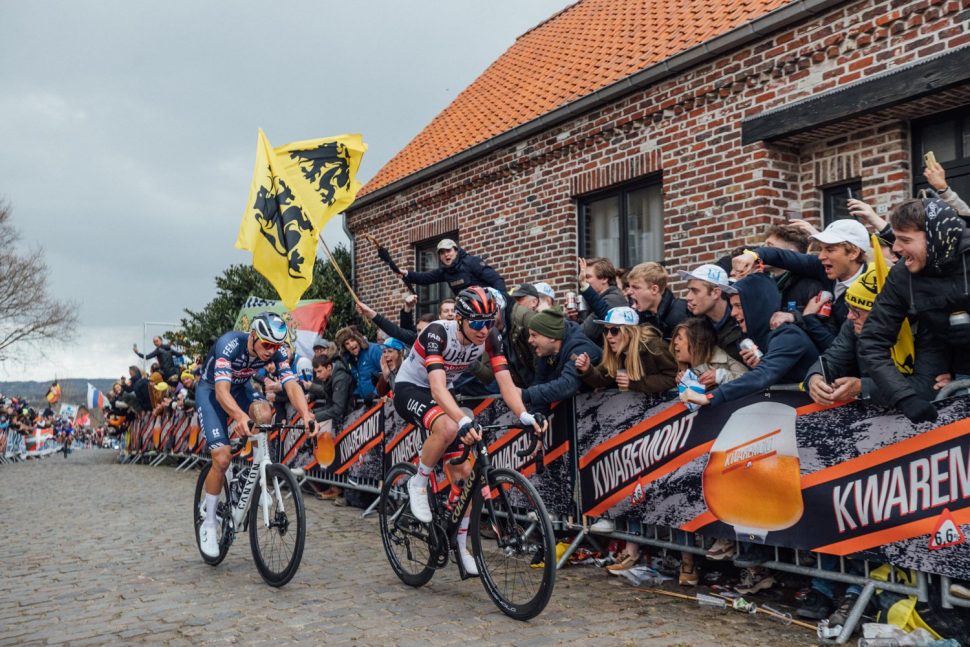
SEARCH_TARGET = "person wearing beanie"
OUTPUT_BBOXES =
[522,307,602,411]
[805,267,944,409]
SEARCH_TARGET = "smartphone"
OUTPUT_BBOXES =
[925,150,937,168]
[846,187,854,201]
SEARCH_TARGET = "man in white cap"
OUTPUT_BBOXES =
[678,263,744,364]
[731,218,870,352]
[396,238,507,296]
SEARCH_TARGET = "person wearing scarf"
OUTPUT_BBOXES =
[859,198,968,423]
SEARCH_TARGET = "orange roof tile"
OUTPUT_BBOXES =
[361,0,792,197]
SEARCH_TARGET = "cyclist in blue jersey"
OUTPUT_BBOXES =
[196,312,317,558]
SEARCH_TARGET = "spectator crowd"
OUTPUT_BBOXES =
[91,159,970,634]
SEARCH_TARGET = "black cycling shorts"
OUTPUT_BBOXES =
[392,381,464,459]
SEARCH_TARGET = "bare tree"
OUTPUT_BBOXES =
[0,202,78,360]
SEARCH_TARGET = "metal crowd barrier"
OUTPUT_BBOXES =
[118,385,970,644]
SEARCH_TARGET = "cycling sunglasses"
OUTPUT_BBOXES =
[466,318,496,331]
[257,339,283,351]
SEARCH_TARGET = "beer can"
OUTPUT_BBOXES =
[566,291,578,310]
[739,338,763,360]
[817,290,833,318]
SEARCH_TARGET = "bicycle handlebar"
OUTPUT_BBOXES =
[247,421,308,431]
[447,424,543,465]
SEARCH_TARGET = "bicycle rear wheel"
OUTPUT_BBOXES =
[193,463,232,566]
[379,463,435,587]
[248,463,306,587]
[471,468,556,621]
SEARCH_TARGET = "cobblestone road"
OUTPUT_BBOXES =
[0,450,817,645]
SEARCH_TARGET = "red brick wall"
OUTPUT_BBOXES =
[346,0,968,318]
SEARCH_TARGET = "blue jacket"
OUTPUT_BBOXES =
[522,321,603,411]
[709,272,818,406]
[404,247,507,295]
[755,247,865,352]
[343,343,384,400]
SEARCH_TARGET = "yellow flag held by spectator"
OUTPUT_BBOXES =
[236,129,366,309]
[871,234,915,374]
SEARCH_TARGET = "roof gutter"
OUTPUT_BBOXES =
[348,0,845,213]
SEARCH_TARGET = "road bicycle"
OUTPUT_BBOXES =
[379,422,556,620]
[192,421,306,587]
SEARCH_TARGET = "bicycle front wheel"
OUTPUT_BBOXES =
[471,468,556,621]
[248,463,306,587]
[379,463,435,587]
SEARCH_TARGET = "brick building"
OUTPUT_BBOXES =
[346,0,970,317]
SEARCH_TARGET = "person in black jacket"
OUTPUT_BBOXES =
[731,219,870,353]
[133,337,184,382]
[397,239,507,295]
[627,262,688,340]
[306,354,354,501]
[522,308,603,413]
[680,272,818,409]
[806,267,945,407]
[582,261,689,340]
[759,224,826,317]
[859,198,970,423]
[307,354,354,429]
[577,257,632,344]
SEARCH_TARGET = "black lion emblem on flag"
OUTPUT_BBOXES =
[251,175,313,278]
[289,142,353,207]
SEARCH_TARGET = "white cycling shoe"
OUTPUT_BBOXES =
[199,522,219,558]
[407,477,433,523]
[460,548,479,576]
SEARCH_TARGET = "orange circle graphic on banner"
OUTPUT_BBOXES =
[314,431,336,467]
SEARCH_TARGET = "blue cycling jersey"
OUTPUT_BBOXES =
[201,331,296,387]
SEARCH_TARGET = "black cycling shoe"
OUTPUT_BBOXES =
[797,590,835,619]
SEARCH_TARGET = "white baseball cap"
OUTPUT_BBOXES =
[533,282,555,300]
[436,238,458,252]
[593,306,640,326]
[677,264,731,289]
[811,219,872,252]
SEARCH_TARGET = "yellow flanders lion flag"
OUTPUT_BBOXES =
[871,233,915,374]
[236,129,366,309]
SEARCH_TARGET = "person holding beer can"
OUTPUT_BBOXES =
[679,272,817,410]
[730,219,871,353]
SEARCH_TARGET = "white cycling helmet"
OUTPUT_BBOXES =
[250,312,288,344]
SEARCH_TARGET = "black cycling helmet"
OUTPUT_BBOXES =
[251,312,288,344]
[455,286,498,321]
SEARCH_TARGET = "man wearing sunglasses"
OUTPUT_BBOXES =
[393,287,546,576]
[195,312,318,559]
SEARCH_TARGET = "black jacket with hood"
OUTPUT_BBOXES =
[708,272,818,406]
[404,247,507,296]
[859,199,968,406]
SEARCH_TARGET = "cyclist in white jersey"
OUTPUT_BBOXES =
[392,286,546,575]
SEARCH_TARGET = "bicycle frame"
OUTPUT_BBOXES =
[226,431,278,530]
[425,425,544,573]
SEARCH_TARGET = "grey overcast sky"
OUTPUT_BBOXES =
[0,0,574,382]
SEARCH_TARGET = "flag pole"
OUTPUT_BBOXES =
[318,233,361,304]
